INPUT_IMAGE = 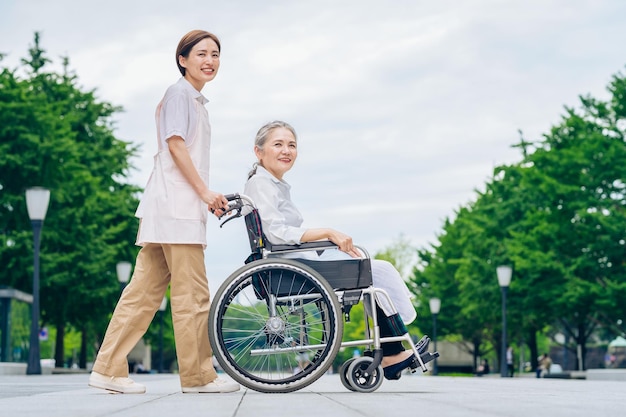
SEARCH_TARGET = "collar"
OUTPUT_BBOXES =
[177,77,209,105]
[256,165,290,189]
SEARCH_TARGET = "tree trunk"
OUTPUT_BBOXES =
[577,322,587,370]
[528,329,538,371]
[54,322,64,369]
[472,338,480,372]
[79,327,87,369]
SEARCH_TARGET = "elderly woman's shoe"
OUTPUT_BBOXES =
[383,354,418,380]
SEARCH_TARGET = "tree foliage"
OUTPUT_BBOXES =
[0,33,141,367]
[412,68,626,371]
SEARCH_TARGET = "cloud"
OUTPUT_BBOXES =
[2,0,626,290]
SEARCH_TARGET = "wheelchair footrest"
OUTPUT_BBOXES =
[419,351,440,368]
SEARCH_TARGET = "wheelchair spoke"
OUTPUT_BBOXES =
[209,259,343,393]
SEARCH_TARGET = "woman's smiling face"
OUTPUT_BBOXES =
[255,127,298,180]
[179,37,220,91]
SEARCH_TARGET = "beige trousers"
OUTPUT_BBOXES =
[92,243,217,387]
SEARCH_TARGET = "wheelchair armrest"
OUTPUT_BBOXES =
[267,240,338,253]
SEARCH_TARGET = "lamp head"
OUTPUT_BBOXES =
[25,187,50,221]
[116,261,132,284]
[429,297,441,315]
[496,265,513,287]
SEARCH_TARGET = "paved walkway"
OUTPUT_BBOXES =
[0,372,623,417]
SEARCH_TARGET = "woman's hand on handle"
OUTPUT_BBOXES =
[205,191,229,217]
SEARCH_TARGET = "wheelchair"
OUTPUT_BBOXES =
[208,194,439,393]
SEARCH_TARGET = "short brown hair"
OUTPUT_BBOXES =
[176,30,221,76]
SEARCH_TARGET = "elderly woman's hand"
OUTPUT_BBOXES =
[327,229,361,258]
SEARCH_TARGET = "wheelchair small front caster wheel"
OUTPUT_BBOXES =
[339,358,357,391]
[346,357,384,393]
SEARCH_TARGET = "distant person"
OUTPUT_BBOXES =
[537,353,552,378]
[134,361,150,374]
[506,346,514,377]
[88,30,239,394]
[535,355,543,378]
[476,359,490,376]
[243,120,432,380]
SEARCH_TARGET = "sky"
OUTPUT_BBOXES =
[1,0,625,292]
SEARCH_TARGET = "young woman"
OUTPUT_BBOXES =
[89,30,239,394]
[243,120,429,380]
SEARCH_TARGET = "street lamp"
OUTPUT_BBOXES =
[497,265,512,378]
[25,187,50,375]
[429,297,441,376]
[116,261,132,293]
[158,296,168,373]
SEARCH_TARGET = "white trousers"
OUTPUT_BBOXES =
[285,249,417,324]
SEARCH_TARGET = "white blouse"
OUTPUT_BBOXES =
[243,166,307,246]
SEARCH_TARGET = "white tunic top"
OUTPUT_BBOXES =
[135,78,211,247]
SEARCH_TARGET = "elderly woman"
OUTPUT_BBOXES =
[243,120,429,380]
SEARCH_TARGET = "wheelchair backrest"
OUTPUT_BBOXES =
[244,209,265,253]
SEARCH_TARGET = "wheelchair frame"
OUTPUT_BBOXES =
[208,194,437,393]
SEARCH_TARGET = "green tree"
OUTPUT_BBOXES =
[512,73,626,368]
[413,200,508,372]
[0,33,141,368]
[412,67,626,371]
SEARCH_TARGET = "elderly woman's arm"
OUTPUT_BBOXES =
[300,228,360,257]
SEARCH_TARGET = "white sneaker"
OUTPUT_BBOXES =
[182,378,240,393]
[88,371,146,394]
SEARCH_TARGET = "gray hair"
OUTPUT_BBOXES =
[248,120,297,179]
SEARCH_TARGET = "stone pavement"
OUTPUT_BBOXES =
[0,372,623,417]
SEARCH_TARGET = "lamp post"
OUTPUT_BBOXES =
[158,297,168,373]
[116,261,132,294]
[429,297,441,376]
[25,187,50,375]
[497,265,512,378]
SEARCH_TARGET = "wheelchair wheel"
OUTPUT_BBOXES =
[339,358,357,391]
[209,258,343,393]
[346,357,384,393]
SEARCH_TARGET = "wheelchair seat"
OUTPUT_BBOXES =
[244,205,373,290]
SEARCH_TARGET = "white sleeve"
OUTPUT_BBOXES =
[158,91,195,143]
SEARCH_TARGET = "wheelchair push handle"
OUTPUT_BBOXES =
[224,193,240,202]
[216,193,255,228]
[210,194,239,214]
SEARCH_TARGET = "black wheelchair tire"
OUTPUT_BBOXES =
[209,258,343,393]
